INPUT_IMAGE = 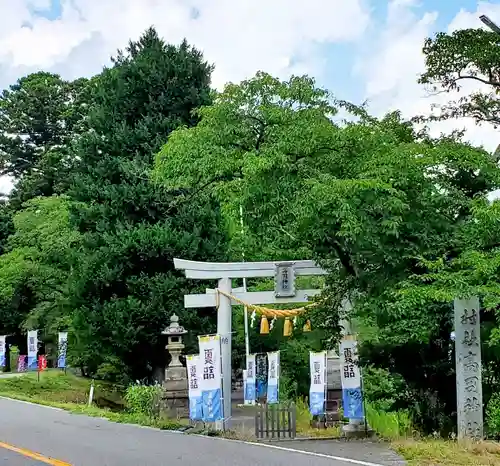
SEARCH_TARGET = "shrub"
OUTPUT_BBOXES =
[279,373,298,401]
[362,366,405,411]
[486,392,500,437]
[366,402,414,439]
[124,383,162,417]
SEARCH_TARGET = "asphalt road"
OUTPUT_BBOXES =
[1,447,44,465]
[0,397,390,466]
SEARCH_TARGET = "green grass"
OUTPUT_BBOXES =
[0,369,125,406]
[393,439,500,465]
[0,370,93,403]
[363,403,500,465]
[294,398,343,437]
[365,403,414,439]
[0,371,185,431]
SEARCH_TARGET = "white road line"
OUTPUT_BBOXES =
[242,441,387,466]
[191,434,387,466]
[0,396,64,411]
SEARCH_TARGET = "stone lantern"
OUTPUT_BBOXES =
[161,314,189,417]
[163,313,187,371]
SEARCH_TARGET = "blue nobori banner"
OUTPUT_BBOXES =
[340,339,365,421]
[0,335,5,368]
[267,351,279,404]
[27,330,38,371]
[58,332,68,369]
[186,354,203,421]
[244,353,256,405]
[198,335,223,423]
[309,351,326,416]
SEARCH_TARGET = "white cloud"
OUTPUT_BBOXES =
[0,0,370,89]
[356,0,500,152]
[0,0,371,194]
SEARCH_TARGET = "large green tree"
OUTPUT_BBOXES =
[153,72,500,431]
[68,28,227,382]
[0,72,90,205]
[0,196,79,339]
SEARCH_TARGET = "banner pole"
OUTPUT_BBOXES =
[324,351,327,419]
[217,334,225,431]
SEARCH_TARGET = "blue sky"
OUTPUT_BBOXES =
[0,0,499,177]
[298,0,500,108]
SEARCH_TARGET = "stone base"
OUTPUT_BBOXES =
[161,371,189,419]
[342,420,375,438]
[161,384,189,419]
[161,393,189,419]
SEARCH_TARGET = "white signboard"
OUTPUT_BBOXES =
[274,263,296,297]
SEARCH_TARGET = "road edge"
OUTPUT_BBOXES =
[0,396,391,466]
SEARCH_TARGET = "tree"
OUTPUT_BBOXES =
[0,196,80,339]
[68,28,228,382]
[0,201,14,255]
[419,28,500,127]
[155,72,499,293]
[153,72,500,431]
[390,198,500,411]
[0,72,90,204]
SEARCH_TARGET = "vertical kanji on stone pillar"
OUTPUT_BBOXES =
[454,297,483,440]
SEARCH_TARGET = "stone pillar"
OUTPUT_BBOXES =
[454,297,483,440]
[161,314,189,418]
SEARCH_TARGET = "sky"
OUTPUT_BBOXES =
[1,0,500,193]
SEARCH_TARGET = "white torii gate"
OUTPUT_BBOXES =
[174,258,327,429]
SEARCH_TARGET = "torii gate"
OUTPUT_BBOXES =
[175,258,486,439]
[174,258,327,429]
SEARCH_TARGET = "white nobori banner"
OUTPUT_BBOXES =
[309,351,326,416]
[340,339,361,389]
[0,335,5,367]
[245,354,256,405]
[340,339,364,420]
[27,330,38,371]
[58,332,68,369]
[186,354,203,421]
[267,351,279,404]
[198,335,223,422]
